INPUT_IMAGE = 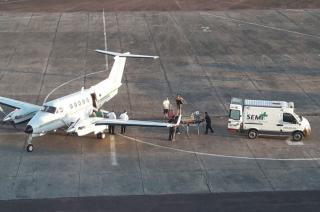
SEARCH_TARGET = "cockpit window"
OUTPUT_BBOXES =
[41,106,57,114]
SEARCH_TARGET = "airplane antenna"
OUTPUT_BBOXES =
[103,9,108,71]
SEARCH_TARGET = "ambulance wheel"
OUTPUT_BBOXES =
[292,131,303,142]
[248,129,258,139]
[26,144,33,152]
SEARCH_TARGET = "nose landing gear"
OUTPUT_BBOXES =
[27,144,34,152]
[25,134,33,152]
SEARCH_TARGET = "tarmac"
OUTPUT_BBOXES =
[1,10,320,201]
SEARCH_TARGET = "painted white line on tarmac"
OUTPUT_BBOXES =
[110,135,118,166]
[201,12,320,40]
[286,140,304,146]
[0,132,25,135]
[120,134,319,161]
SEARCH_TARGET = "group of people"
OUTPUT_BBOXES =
[163,94,214,141]
[104,110,129,134]
[96,94,214,139]
[162,94,186,119]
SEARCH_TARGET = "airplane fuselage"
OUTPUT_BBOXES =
[25,78,122,137]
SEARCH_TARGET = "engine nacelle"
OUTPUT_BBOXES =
[67,117,108,136]
[3,108,37,124]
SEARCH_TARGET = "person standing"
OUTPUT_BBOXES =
[168,116,175,141]
[107,110,117,134]
[204,112,214,134]
[162,97,170,119]
[193,111,202,135]
[175,94,185,115]
[119,110,129,134]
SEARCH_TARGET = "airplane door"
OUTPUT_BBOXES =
[90,93,97,109]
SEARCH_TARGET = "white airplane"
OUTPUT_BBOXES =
[0,50,181,152]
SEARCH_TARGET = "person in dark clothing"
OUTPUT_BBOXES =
[168,116,175,141]
[168,115,180,141]
[109,125,115,134]
[204,112,214,134]
[175,94,185,115]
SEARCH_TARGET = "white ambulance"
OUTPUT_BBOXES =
[228,98,311,141]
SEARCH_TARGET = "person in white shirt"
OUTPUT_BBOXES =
[119,110,129,134]
[107,110,117,134]
[162,97,170,119]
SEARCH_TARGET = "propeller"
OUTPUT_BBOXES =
[0,106,17,128]
[0,105,5,116]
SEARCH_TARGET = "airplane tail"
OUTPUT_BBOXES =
[95,49,159,85]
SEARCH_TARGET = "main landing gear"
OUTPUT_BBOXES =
[97,132,106,139]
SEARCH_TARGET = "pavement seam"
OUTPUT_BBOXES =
[192,147,213,193]
[223,13,264,96]
[0,13,33,82]
[210,11,320,110]
[133,133,146,194]
[115,13,133,116]
[168,12,228,114]
[200,11,320,40]
[83,12,90,89]
[12,14,34,197]
[35,12,61,105]
[78,139,84,197]
[143,13,174,96]
[243,140,276,191]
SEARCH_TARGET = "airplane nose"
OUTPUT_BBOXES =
[25,125,33,134]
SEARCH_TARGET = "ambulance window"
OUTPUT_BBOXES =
[283,113,297,124]
[229,110,240,120]
[59,108,63,113]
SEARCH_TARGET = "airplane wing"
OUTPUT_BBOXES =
[0,96,42,123]
[0,96,41,110]
[95,119,176,128]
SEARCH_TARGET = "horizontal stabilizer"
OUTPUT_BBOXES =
[95,49,159,59]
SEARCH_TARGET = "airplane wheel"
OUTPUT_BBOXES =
[101,133,106,139]
[97,133,106,139]
[97,133,101,139]
[26,144,33,152]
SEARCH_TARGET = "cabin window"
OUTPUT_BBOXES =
[70,104,73,109]
[78,101,81,106]
[229,109,240,120]
[74,103,77,107]
[82,99,85,104]
[59,108,63,113]
[41,106,57,114]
